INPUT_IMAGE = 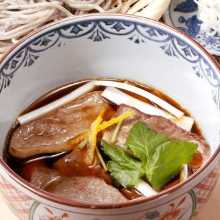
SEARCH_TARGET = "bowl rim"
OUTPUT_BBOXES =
[0,13,220,210]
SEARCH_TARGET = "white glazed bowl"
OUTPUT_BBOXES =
[0,14,220,220]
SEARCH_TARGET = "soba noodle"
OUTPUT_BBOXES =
[0,0,170,58]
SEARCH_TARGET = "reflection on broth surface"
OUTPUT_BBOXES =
[5,79,209,204]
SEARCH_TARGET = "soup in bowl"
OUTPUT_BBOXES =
[0,14,220,220]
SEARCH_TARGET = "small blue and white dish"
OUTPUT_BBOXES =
[163,0,220,56]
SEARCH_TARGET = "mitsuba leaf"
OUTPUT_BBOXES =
[126,122,198,190]
[101,140,143,187]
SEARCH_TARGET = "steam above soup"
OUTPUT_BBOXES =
[6,79,209,204]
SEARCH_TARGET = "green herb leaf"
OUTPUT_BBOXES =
[126,122,168,161]
[101,140,143,187]
[126,122,198,190]
[107,161,141,187]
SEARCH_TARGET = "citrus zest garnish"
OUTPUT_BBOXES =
[97,110,135,133]
[84,109,134,165]
[85,108,106,165]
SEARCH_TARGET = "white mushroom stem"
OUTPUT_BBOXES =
[180,164,188,182]
[102,87,194,131]
[17,80,194,131]
[94,80,184,118]
[135,180,158,197]
[102,87,175,120]
[172,116,194,132]
[17,81,95,125]
[134,0,171,21]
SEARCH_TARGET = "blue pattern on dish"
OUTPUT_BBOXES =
[164,0,220,56]
[0,18,219,110]
[174,0,198,12]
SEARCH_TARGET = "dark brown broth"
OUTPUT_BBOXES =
[5,79,205,200]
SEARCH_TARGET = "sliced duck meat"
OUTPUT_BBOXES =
[103,105,210,161]
[9,92,111,158]
[24,161,127,204]
[22,161,61,189]
[46,176,128,204]
[54,147,113,184]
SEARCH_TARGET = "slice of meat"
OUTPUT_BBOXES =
[54,147,112,184]
[54,147,92,176]
[103,105,210,161]
[22,161,61,189]
[24,162,127,204]
[9,92,111,158]
[46,176,128,204]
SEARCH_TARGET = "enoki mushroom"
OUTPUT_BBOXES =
[0,0,171,58]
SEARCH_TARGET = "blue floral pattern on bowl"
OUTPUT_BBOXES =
[0,18,220,110]
[163,0,220,56]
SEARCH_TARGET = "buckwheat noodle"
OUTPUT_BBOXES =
[0,0,170,58]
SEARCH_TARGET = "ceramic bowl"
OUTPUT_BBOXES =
[0,14,220,220]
